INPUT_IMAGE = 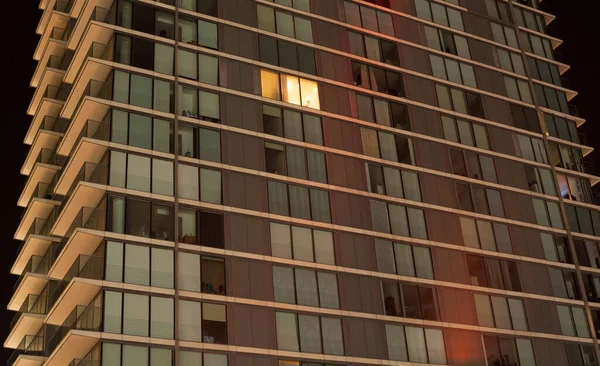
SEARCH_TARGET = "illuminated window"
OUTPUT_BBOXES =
[299,78,319,109]
[261,70,281,100]
[281,74,301,105]
[261,69,320,110]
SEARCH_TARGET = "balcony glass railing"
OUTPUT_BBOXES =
[10,295,40,329]
[53,0,74,13]
[32,182,53,201]
[7,334,46,365]
[65,206,107,238]
[46,55,66,71]
[66,161,108,198]
[47,303,102,355]
[40,116,70,134]
[49,26,65,41]
[35,148,67,167]
[48,254,103,311]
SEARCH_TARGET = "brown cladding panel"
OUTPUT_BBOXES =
[482,96,513,126]
[317,50,337,82]
[237,28,259,61]
[335,231,359,269]
[313,20,345,50]
[393,15,423,45]
[251,306,277,349]
[221,93,244,129]
[221,0,256,26]
[520,261,553,296]
[229,256,251,299]
[546,339,570,366]
[344,318,368,358]
[326,154,348,188]
[468,38,498,67]
[239,62,258,95]
[462,12,493,40]
[460,0,488,17]
[438,287,477,325]
[359,275,383,314]
[390,0,414,14]
[487,125,517,156]
[330,191,353,228]
[349,194,371,230]
[404,74,437,106]
[228,303,253,346]
[442,211,463,245]
[241,97,263,132]
[354,234,377,271]
[400,45,432,77]
[320,84,354,118]
[426,210,446,243]
[312,0,342,20]
[247,216,270,256]
[444,329,486,366]
[338,273,363,312]
[474,66,506,96]
[524,298,561,335]
[363,320,387,359]
[432,247,469,284]
[249,260,272,301]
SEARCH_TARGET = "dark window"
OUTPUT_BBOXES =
[200,211,224,248]
[465,92,484,118]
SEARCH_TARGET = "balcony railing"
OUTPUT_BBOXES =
[35,148,66,167]
[66,161,108,198]
[48,254,103,311]
[7,334,46,366]
[91,6,116,25]
[40,116,70,134]
[46,55,67,71]
[47,302,102,356]
[32,182,54,201]
[61,17,77,42]
[65,206,107,238]
[53,0,74,13]
[10,294,40,330]
[49,26,65,41]
[70,359,100,366]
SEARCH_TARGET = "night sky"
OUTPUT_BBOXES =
[0,0,597,363]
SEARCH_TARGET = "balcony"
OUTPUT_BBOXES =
[14,196,61,241]
[48,207,106,281]
[31,41,67,88]
[7,333,46,366]
[21,131,63,176]
[61,59,113,119]
[44,300,102,366]
[57,90,110,157]
[27,66,65,116]
[66,3,115,51]
[37,0,71,35]
[5,286,52,350]
[11,219,60,275]
[18,165,61,208]
[55,123,109,194]
[25,89,65,145]
[34,19,68,61]
[64,38,113,84]
[8,255,50,312]
[47,255,103,327]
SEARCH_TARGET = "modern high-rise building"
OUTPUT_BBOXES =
[5,0,600,365]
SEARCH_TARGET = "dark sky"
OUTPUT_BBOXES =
[0,0,597,363]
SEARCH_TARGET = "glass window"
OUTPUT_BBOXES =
[150,296,173,339]
[123,293,149,336]
[152,159,173,196]
[321,317,343,355]
[276,312,299,351]
[386,324,407,361]
[198,20,218,49]
[179,300,202,341]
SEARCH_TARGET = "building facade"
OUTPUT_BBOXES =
[5,0,600,365]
